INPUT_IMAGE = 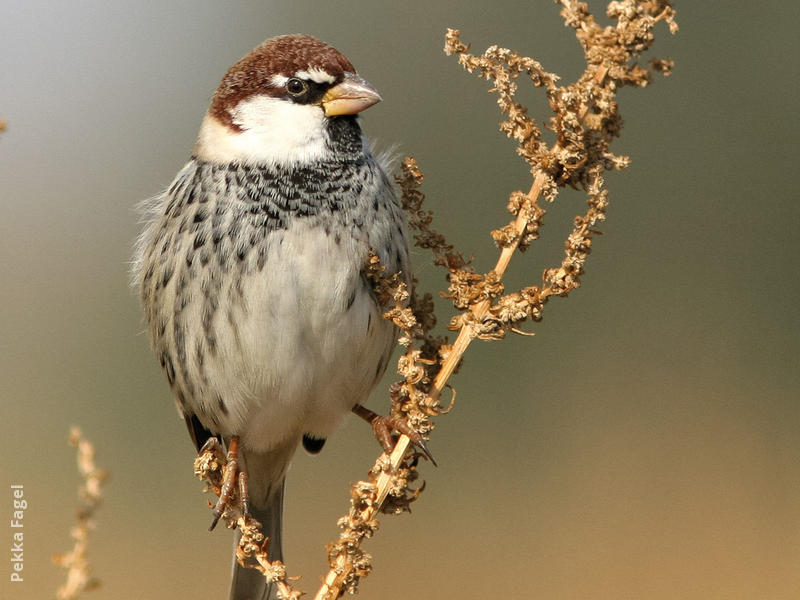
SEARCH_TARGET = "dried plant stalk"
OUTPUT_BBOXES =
[194,2,678,599]
[52,427,108,600]
[314,3,677,598]
[194,440,303,599]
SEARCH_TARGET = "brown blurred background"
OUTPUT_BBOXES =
[1,1,798,599]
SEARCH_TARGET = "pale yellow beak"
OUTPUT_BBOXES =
[322,73,382,117]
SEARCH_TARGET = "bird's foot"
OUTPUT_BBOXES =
[352,404,437,466]
[199,435,250,531]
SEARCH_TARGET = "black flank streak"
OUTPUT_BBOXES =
[143,263,154,285]
[164,196,177,216]
[160,264,173,288]
[162,352,175,385]
[195,340,205,370]
[174,324,186,363]
[212,227,224,246]
[206,333,217,355]
[176,389,187,409]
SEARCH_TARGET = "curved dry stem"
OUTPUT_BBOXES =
[312,2,676,595]
[313,437,412,600]
[52,427,108,600]
[430,64,609,401]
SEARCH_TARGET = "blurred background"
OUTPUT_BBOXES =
[1,1,798,599]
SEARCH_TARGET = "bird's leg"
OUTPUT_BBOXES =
[207,435,249,531]
[352,404,437,466]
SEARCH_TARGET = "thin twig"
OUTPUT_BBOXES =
[52,427,108,600]
[430,64,609,401]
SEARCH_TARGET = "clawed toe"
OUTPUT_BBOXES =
[204,435,250,531]
[352,404,437,467]
[412,438,437,466]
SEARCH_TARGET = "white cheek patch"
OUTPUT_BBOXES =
[293,68,336,85]
[193,95,330,166]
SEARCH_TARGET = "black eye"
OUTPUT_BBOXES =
[286,78,307,97]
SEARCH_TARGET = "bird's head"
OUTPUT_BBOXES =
[194,34,381,165]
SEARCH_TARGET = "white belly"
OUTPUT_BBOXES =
[181,218,394,453]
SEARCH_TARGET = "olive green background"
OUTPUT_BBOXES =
[1,1,798,599]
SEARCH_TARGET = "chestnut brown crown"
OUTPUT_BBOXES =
[209,34,356,128]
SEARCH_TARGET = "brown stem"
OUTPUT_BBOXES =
[312,64,610,600]
[313,437,412,600]
[430,65,609,401]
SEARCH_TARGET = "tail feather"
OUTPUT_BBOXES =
[229,479,284,600]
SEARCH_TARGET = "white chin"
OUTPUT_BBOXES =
[193,95,332,165]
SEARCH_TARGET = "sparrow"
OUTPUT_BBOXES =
[132,34,412,600]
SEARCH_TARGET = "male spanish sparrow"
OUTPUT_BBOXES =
[133,34,410,600]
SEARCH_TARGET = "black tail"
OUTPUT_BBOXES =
[229,479,284,600]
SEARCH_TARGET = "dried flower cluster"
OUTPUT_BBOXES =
[52,427,108,600]
[194,2,677,598]
[194,438,303,599]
